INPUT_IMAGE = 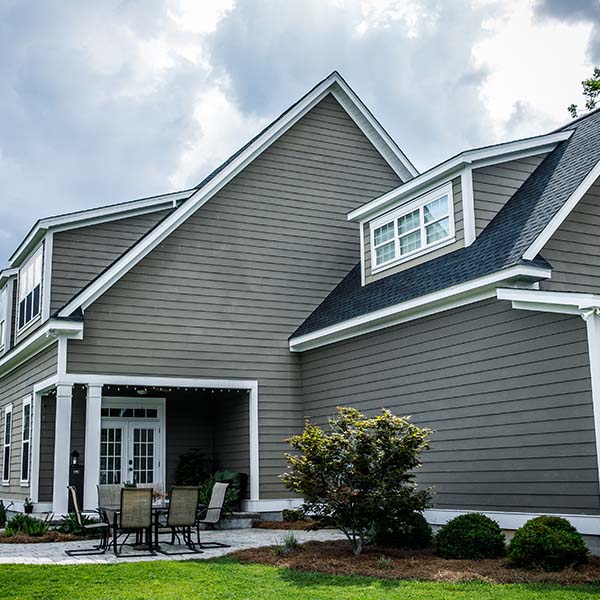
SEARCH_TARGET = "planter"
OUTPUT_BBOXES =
[24,505,33,514]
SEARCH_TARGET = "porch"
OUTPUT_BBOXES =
[30,377,259,514]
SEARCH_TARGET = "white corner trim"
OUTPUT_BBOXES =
[347,129,573,223]
[290,265,551,352]
[57,337,68,379]
[56,73,414,318]
[461,165,475,246]
[425,509,600,536]
[242,498,304,513]
[583,312,600,496]
[523,157,600,260]
[359,223,366,287]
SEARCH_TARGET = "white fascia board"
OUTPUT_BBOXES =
[347,129,573,223]
[289,265,551,352]
[57,73,415,318]
[523,157,600,260]
[9,189,194,267]
[0,268,18,288]
[497,288,600,311]
[0,319,84,377]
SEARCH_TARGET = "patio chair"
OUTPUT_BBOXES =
[196,482,231,549]
[156,486,203,555]
[97,483,122,526]
[110,487,155,556]
[64,486,110,556]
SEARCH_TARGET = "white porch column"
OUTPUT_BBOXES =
[52,384,73,515]
[584,310,600,492]
[83,384,103,511]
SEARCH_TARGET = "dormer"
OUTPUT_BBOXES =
[349,129,574,285]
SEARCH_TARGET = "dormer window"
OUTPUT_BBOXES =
[18,246,43,331]
[370,183,454,272]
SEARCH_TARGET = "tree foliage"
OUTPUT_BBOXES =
[568,67,600,118]
[281,407,432,555]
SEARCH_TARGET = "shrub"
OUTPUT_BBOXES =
[375,511,433,548]
[507,516,589,571]
[282,407,432,555]
[272,532,299,557]
[376,555,393,570]
[282,508,304,522]
[198,478,238,516]
[57,513,97,537]
[174,449,212,486]
[5,514,51,537]
[435,513,505,559]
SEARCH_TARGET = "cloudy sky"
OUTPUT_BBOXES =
[0,0,598,264]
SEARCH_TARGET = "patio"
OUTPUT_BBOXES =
[0,527,345,565]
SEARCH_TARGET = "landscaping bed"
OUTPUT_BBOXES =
[0,531,80,544]
[252,519,323,530]
[232,539,600,585]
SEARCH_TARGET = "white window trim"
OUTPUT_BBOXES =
[2,403,13,485]
[20,395,32,485]
[0,285,7,353]
[16,244,44,335]
[370,182,455,274]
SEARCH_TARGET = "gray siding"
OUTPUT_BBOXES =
[473,154,547,236]
[0,344,57,501]
[67,93,402,498]
[38,394,56,502]
[540,177,600,293]
[365,177,464,284]
[51,210,173,314]
[300,299,600,514]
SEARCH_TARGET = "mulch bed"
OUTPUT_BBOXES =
[232,539,600,585]
[252,519,325,531]
[0,531,80,544]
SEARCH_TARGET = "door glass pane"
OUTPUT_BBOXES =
[100,427,122,485]
[132,428,155,485]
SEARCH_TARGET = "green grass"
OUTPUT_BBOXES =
[0,559,598,600]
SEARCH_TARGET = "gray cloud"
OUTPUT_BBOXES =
[535,0,600,62]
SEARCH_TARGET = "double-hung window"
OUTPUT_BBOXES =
[2,404,12,484]
[0,286,6,351]
[21,398,31,484]
[18,246,43,331]
[371,184,454,271]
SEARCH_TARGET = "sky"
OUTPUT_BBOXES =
[0,0,599,264]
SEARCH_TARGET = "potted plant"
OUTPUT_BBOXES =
[23,497,34,514]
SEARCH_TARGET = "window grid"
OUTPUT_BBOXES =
[100,427,122,485]
[20,399,31,483]
[133,428,154,485]
[18,246,43,331]
[2,406,12,483]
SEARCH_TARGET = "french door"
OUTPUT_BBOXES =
[100,422,161,486]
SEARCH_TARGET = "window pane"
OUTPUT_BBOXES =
[373,222,394,246]
[426,217,450,244]
[3,446,9,481]
[375,241,396,265]
[34,254,43,285]
[25,293,32,323]
[424,195,448,223]
[19,300,26,328]
[32,286,40,318]
[397,210,420,235]
[21,441,29,481]
[399,230,421,255]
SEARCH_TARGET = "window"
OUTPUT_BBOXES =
[0,286,6,350]
[2,405,12,484]
[18,246,43,331]
[20,398,31,483]
[371,184,454,270]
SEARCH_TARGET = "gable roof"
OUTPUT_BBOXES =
[55,71,418,318]
[291,108,600,348]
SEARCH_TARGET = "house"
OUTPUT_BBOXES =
[1,72,599,543]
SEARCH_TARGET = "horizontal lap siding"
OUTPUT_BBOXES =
[473,154,547,235]
[300,299,600,514]
[365,177,464,284]
[0,344,57,501]
[67,94,402,498]
[540,177,600,293]
[51,210,173,314]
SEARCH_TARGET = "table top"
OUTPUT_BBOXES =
[98,503,169,512]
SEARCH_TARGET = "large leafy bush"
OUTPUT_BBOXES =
[435,513,505,559]
[375,511,433,548]
[282,407,432,555]
[507,516,589,571]
[5,514,51,537]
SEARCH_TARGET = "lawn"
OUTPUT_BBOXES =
[0,559,599,600]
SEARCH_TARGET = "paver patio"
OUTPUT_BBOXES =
[0,528,345,565]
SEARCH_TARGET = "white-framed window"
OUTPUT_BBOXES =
[0,286,7,351]
[2,404,13,484]
[18,246,43,331]
[20,397,32,484]
[370,183,455,272]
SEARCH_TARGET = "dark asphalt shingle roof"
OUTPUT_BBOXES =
[292,109,600,339]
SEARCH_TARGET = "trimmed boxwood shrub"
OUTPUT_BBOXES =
[435,513,505,559]
[507,516,589,571]
[375,512,433,548]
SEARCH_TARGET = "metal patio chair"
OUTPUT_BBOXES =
[97,483,122,526]
[156,486,203,555]
[196,482,231,549]
[64,486,109,556]
[110,487,154,556]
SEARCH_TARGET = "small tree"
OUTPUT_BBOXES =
[282,407,432,555]
[568,67,600,118]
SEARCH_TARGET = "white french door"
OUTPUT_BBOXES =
[99,398,165,488]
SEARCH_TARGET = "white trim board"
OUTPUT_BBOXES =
[348,130,572,223]
[289,265,551,352]
[56,73,416,319]
[242,498,304,513]
[523,157,600,260]
[425,509,600,536]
